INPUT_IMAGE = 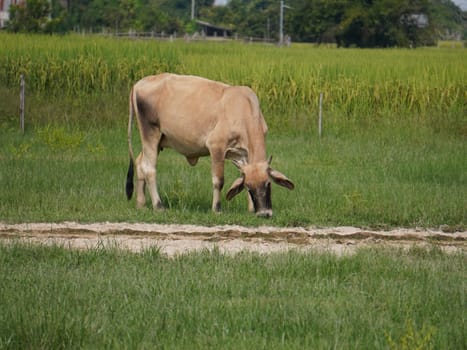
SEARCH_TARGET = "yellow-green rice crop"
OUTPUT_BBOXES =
[0,33,465,134]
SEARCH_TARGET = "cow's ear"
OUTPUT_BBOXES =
[269,169,295,190]
[226,177,245,200]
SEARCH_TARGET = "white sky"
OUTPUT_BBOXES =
[453,0,467,10]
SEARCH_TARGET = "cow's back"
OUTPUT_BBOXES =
[133,73,266,158]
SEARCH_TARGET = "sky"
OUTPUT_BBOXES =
[214,0,467,10]
[453,0,467,10]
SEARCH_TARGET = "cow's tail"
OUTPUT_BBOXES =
[126,87,137,200]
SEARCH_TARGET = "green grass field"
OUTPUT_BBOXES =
[0,34,466,228]
[1,126,465,228]
[0,34,466,349]
[0,244,465,349]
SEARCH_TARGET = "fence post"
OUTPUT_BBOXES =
[20,74,25,133]
[318,92,323,138]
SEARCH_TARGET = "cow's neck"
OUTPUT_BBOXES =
[247,137,267,164]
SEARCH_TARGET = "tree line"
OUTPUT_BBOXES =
[6,0,466,47]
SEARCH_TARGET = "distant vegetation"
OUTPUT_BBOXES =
[5,0,467,47]
[1,34,465,128]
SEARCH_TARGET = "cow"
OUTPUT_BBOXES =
[125,73,294,217]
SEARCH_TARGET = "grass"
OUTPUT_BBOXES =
[0,33,465,228]
[1,123,465,228]
[0,34,465,350]
[0,243,465,349]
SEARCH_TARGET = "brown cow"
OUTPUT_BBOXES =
[126,73,294,217]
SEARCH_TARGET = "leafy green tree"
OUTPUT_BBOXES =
[289,0,345,43]
[289,0,434,47]
[136,0,186,33]
[201,0,280,38]
[7,0,51,32]
[9,0,462,44]
[64,0,94,31]
[429,0,465,39]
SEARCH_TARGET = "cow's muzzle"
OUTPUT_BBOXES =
[256,209,273,218]
[249,183,272,218]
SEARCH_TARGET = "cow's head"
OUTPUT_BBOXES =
[226,157,294,218]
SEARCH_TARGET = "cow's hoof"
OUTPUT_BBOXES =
[212,202,222,213]
[153,203,165,211]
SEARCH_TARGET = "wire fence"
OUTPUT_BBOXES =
[100,30,279,45]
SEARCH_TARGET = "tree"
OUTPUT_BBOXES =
[201,0,280,39]
[9,0,462,44]
[8,0,52,32]
[289,0,345,43]
[136,0,191,33]
[429,0,465,39]
[302,0,434,47]
[289,0,435,47]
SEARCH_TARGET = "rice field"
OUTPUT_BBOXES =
[0,33,465,134]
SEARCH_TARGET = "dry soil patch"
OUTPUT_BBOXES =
[0,222,465,256]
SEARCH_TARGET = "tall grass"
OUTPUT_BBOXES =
[0,33,465,134]
[0,244,465,349]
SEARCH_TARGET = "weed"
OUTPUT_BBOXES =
[36,125,84,150]
[9,142,31,158]
[86,141,106,155]
[386,320,436,350]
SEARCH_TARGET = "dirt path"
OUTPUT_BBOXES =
[1,222,465,256]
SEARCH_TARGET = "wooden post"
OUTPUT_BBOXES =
[318,92,323,138]
[20,74,25,133]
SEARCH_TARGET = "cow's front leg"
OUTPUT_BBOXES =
[247,192,255,213]
[210,153,225,213]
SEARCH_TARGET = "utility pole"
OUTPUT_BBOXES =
[191,0,195,20]
[279,1,291,46]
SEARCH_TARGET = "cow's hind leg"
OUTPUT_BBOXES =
[136,129,164,210]
[134,153,146,208]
